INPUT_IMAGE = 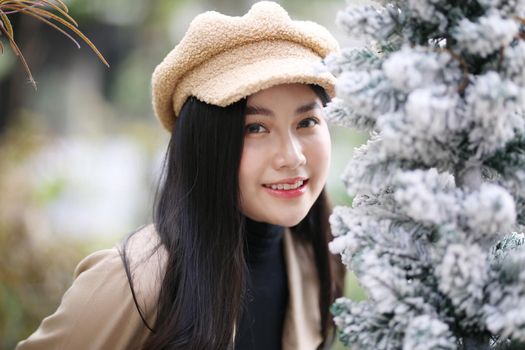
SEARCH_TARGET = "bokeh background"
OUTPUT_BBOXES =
[0,0,369,348]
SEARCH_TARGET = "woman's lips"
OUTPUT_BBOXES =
[262,179,308,198]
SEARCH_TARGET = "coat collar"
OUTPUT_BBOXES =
[281,228,322,350]
[129,225,322,349]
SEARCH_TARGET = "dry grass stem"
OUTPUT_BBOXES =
[0,0,109,90]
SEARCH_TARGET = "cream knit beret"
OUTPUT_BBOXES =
[151,1,339,131]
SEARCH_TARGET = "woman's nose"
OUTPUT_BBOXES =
[273,134,306,170]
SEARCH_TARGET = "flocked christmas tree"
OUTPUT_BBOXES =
[322,0,525,349]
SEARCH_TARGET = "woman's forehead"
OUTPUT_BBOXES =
[246,83,320,112]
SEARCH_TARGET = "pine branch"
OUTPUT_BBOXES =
[329,1,525,348]
[463,334,491,350]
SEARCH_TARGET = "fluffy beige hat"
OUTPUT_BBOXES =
[151,1,339,131]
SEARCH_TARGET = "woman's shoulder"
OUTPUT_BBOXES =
[72,224,168,323]
[16,224,167,350]
[75,224,167,292]
[115,224,168,313]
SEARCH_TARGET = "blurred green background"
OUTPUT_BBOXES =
[0,0,368,348]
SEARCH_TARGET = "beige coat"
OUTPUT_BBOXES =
[16,225,322,349]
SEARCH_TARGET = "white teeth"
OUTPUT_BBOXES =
[266,180,304,190]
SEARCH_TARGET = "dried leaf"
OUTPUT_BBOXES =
[0,19,37,89]
[0,0,109,87]
[8,5,80,48]
[17,0,78,27]
[21,6,109,66]
[0,9,14,38]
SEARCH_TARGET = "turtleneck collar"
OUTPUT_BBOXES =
[235,217,288,350]
[244,217,284,263]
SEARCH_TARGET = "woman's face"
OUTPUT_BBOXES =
[239,83,331,227]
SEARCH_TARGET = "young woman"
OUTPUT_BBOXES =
[16,2,344,349]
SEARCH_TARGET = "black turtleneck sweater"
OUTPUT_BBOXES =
[234,218,289,350]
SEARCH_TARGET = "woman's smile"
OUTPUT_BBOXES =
[262,177,309,198]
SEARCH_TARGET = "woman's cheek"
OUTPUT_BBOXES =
[307,128,331,169]
[239,137,268,187]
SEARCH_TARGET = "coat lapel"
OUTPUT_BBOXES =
[282,228,322,350]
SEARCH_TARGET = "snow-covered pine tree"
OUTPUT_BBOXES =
[323,1,525,349]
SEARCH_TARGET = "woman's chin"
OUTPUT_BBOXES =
[264,211,308,228]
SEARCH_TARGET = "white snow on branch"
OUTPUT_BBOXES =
[402,314,456,350]
[336,70,401,119]
[484,247,525,341]
[382,46,462,93]
[466,72,525,158]
[406,0,448,31]
[437,244,489,325]
[502,40,525,86]
[376,109,461,167]
[453,12,519,58]
[323,47,383,77]
[478,0,525,17]
[394,169,460,227]
[324,98,377,131]
[336,4,402,44]
[404,86,463,135]
[462,183,516,239]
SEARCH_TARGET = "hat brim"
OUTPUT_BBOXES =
[166,40,335,131]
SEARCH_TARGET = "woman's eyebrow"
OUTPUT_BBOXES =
[295,101,321,114]
[245,105,274,116]
[245,101,321,117]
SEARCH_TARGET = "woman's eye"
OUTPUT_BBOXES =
[298,117,319,129]
[245,123,268,134]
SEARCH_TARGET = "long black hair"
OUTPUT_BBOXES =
[122,85,344,349]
